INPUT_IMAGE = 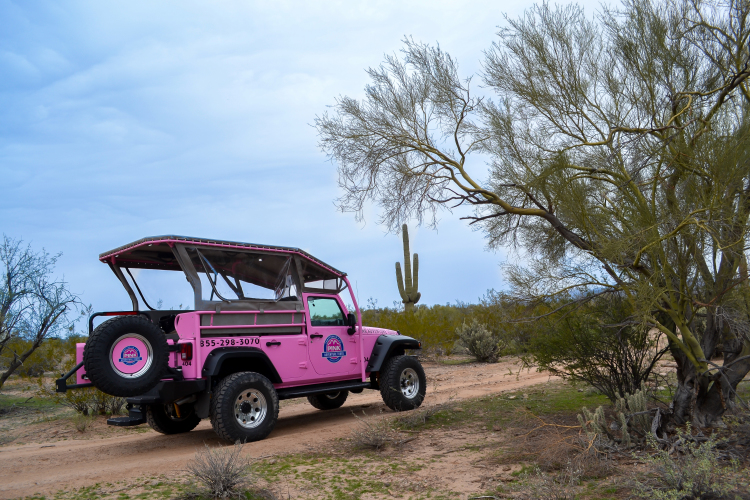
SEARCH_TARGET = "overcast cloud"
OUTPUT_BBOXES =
[0,0,601,316]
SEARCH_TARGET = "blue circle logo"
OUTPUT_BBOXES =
[321,335,347,363]
[119,346,142,366]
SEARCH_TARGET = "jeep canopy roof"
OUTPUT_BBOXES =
[100,235,345,278]
[100,236,348,310]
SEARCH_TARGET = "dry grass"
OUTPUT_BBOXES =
[186,442,253,499]
[349,411,400,450]
[395,401,453,429]
[493,407,614,482]
[73,414,95,433]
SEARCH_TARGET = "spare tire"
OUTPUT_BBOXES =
[84,315,169,397]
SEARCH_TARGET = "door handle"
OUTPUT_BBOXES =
[266,341,281,346]
[310,334,323,339]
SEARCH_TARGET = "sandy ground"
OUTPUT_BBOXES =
[0,358,558,499]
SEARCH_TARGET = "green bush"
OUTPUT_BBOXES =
[526,293,666,401]
[456,319,501,362]
[360,290,541,356]
[0,335,85,379]
[37,377,126,416]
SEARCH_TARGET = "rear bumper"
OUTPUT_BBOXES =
[106,379,207,427]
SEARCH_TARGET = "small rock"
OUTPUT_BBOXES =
[508,395,517,400]
[609,421,620,431]
[454,407,465,412]
[503,466,511,471]
[657,386,666,391]
[492,425,502,432]
[268,459,277,465]
[578,388,584,392]
[522,393,528,400]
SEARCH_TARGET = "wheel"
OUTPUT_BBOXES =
[83,316,169,397]
[146,403,201,434]
[307,391,349,410]
[379,355,426,411]
[211,372,279,443]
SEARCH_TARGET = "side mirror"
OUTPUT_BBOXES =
[347,312,357,335]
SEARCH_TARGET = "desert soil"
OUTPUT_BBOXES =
[0,357,558,499]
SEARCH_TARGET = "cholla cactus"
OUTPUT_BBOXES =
[395,224,421,312]
[579,383,652,449]
[616,383,650,441]
[579,406,608,438]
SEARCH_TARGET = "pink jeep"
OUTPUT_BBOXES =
[56,236,425,442]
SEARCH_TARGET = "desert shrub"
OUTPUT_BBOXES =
[528,293,667,401]
[360,290,543,355]
[632,428,746,500]
[187,442,253,499]
[1,335,84,378]
[456,319,501,362]
[37,377,126,416]
[518,467,577,500]
[349,411,400,450]
[361,302,468,354]
[73,413,95,432]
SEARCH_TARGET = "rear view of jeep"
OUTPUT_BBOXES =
[57,235,426,442]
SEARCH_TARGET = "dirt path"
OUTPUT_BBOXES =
[0,359,558,499]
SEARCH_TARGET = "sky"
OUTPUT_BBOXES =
[0,0,603,316]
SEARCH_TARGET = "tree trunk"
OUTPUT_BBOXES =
[0,339,43,390]
[670,317,750,426]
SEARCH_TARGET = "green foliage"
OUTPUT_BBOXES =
[527,293,665,401]
[317,0,750,426]
[456,319,501,362]
[632,427,745,500]
[395,224,421,312]
[361,289,541,355]
[37,377,126,416]
[1,335,85,379]
[362,302,464,354]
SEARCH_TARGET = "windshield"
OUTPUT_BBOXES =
[121,268,194,310]
[185,247,297,301]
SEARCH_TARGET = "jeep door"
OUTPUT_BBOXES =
[305,295,358,376]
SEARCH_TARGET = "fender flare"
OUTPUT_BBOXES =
[365,335,421,373]
[201,347,283,384]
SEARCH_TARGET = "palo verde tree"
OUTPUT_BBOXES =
[0,236,79,389]
[316,0,750,426]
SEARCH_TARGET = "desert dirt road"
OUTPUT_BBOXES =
[0,358,558,499]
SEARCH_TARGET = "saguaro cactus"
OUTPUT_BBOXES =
[395,224,421,311]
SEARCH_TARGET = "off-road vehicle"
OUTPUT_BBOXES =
[57,236,425,442]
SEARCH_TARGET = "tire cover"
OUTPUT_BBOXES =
[84,316,169,397]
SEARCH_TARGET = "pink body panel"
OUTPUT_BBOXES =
[76,343,87,384]
[171,305,398,388]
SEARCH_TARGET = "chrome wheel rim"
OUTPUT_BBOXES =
[400,368,419,399]
[234,389,267,429]
[109,333,153,379]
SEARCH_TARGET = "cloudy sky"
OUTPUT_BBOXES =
[1,0,601,315]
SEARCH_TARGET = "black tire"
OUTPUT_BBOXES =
[84,316,169,397]
[379,355,426,411]
[146,403,201,434]
[307,391,349,410]
[211,372,279,443]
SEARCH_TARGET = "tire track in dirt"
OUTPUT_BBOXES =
[0,359,557,499]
